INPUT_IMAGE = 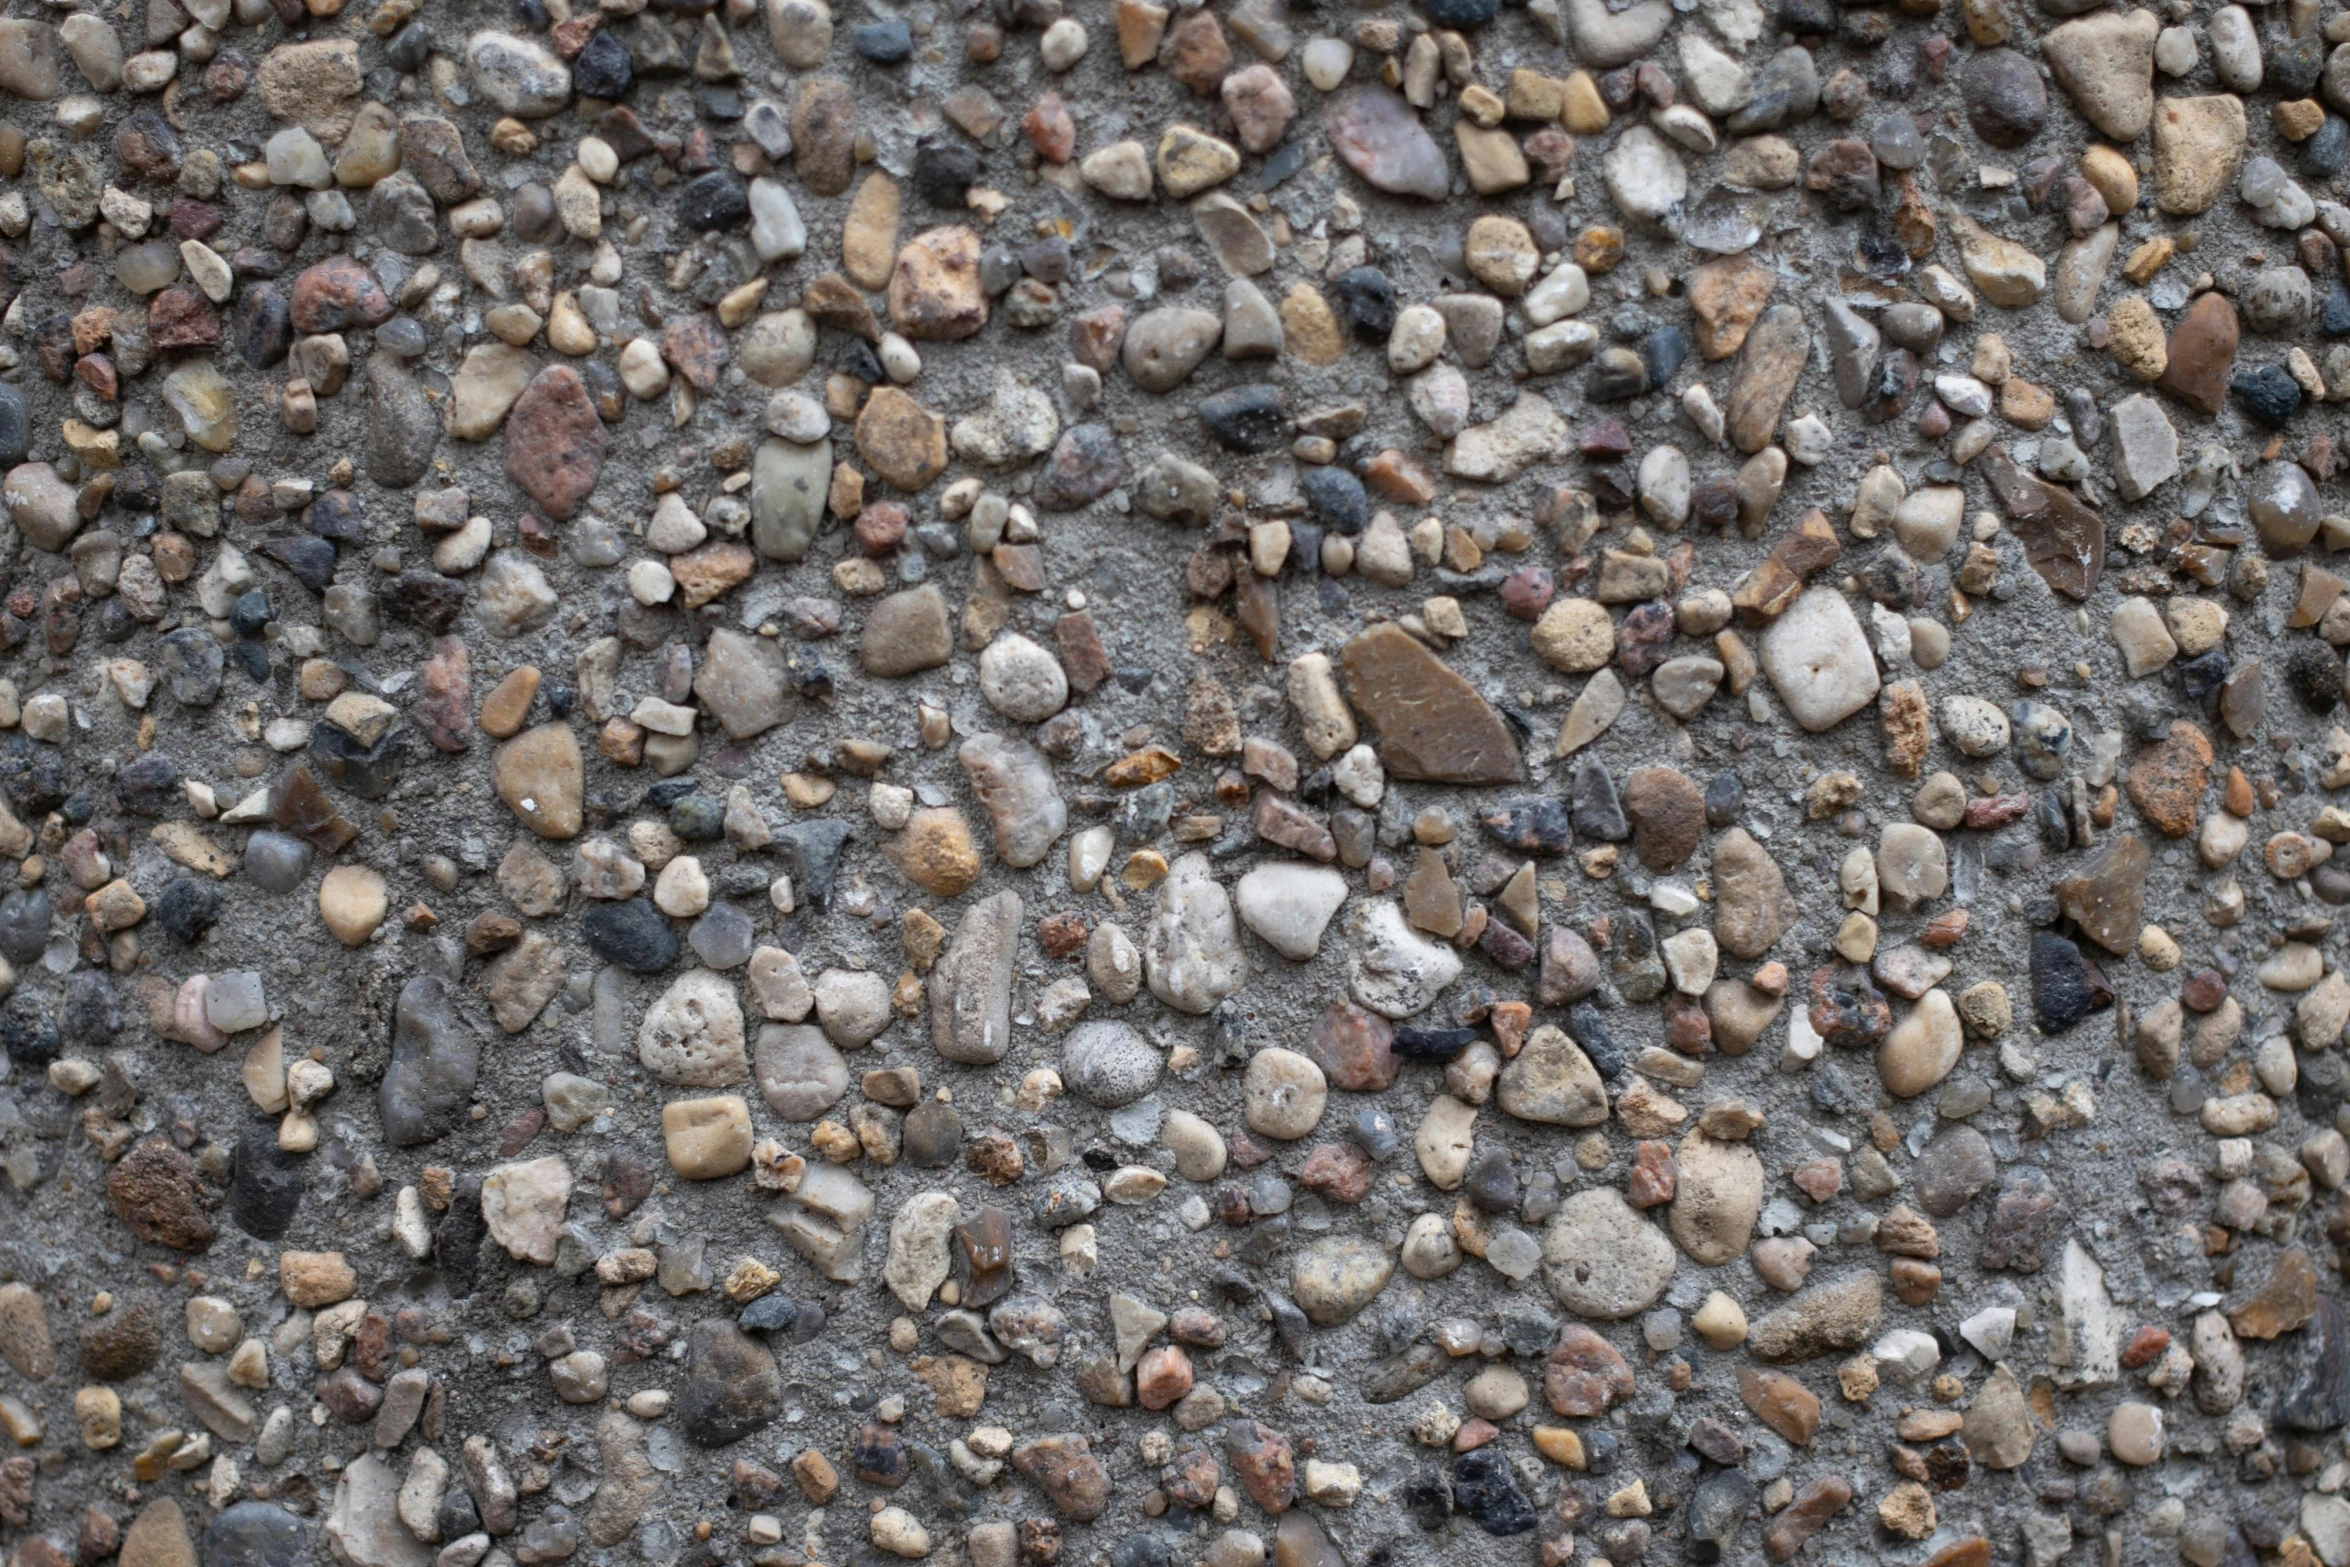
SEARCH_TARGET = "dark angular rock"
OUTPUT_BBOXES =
[678,171,749,230]
[773,820,851,906]
[1452,1447,1537,1535]
[1034,424,1125,511]
[2278,1294,2350,1431]
[572,28,633,96]
[158,626,226,706]
[228,1121,306,1240]
[1299,465,1367,534]
[678,1319,783,1446]
[1330,267,1397,339]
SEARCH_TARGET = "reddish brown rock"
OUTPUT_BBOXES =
[1020,93,1075,162]
[106,1139,213,1253]
[1070,305,1126,371]
[1303,1000,1398,1091]
[1158,10,1233,93]
[414,636,472,754]
[1011,1434,1111,1521]
[503,366,606,520]
[1055,610,1112,693]
[1339,624,1520,784]
[288,255,393,334]
[1222,1420,1295,1514]
[1135,1345,1193,1410]
[1298,1142,1374,1203]
[1763,1477,1851,1562]
[2157,290,2239,417]
[2124,720,2213,837]
[1544,1325,1634,1417]
[1726,304,1808,453]
[660,314,729,391]
[2230,1247,2318,1339]
[2054,832,2147,955]
[146,286,220,350]
[1628,1139,1677,1207]
[671,543,756,608]
[1912,1543,1988,1567]
[1738,1366,1821,1444]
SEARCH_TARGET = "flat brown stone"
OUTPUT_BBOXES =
[2054,833,2147,955]
[1623,766,1704,871]
[1764,1477,1852,1562]
[1726,304,1808,453]
[1738,1365,1820,1445]
[1976,448,2104,600]
[1338,624,1521,785]
[2157,291,2239,417]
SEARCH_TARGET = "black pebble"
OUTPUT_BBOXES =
[1196,385,1289,452]
[677,171,750,231]
[156,878,222,942]
[229,1121,307,1241]
[2232,363,2303,428]
[583,899,680,972]
[1330,267,1397,340]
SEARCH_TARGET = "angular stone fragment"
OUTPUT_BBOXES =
[1726,305,1808,453]
[930,891,1020,1065]
[2158,291,2240,416]
[1338,624,1520,783]
[2125,721,2212,837]
[1976,449,2103,599]
[503,367,605,520]
[2054,834,2147,955]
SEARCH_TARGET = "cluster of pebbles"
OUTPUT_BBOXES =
[7,0,2350,1557]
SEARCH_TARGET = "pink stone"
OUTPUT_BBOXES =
[1326,87,1448,201]
[1222,64,1297,154]
[173,976,229,1053]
